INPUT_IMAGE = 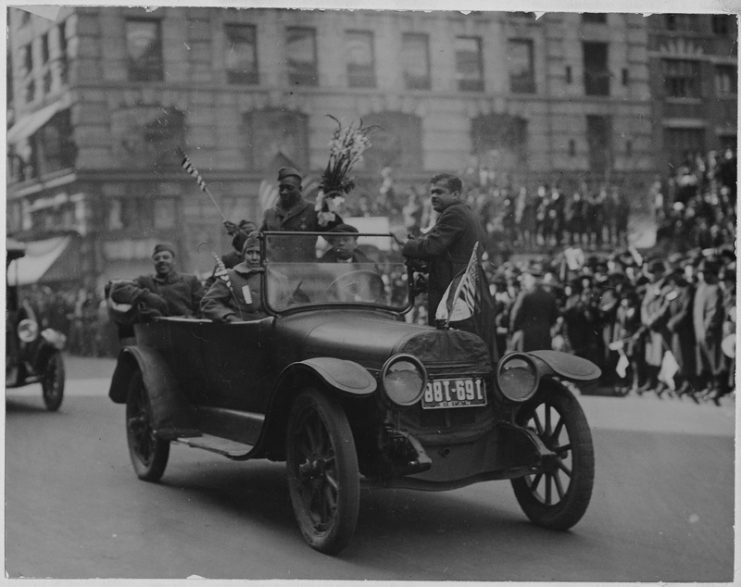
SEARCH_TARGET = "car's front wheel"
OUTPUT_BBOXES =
[126,370,170,482]
[41,351,65,411]
[511,383,594,530]
[286,389,360,555]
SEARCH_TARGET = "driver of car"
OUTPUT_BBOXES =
[200,232,291,322]
[320,224,371,264]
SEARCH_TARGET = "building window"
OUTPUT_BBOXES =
[626,140,633,157]
[107,197,153,231]
[665,14,699,32]
[565,65,572,84]
[24,79,35,103]
[33,109,76,175]
[401,33,430,90]
[143,107,185,170]
[569,139,576,156]
[715,65,737,95]
[58,21,68,85]
[583,42,610,96]
[43,70,52,94]
[664,127,705,167]
[362,111,424,172]
[242,109,310,171]
[663,59,701,98]
[586,115,613,176]
[345,30,375,88]
[622,68,629,86]
[41,33,50,64]
[582,13,607,23]
[455,36,484,91]
[225,24,258,84]
[21,43,33,76]
[286,27,318,86]
[154,197,178,229]
[507,39,535,94]
[712,15,731,35]
[126,19,163,82]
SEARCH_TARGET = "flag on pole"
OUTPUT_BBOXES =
[436,242,480,324]
[179,150,207,193]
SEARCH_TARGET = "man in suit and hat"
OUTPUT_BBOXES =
[639,259,672,394]
[260,167,342,262]
[510,262,559,351]
[692,258,726,401]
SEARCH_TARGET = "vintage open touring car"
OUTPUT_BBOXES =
[6,238,66,411]
[108,231,598,554]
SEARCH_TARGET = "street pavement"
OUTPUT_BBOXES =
[4,354,736,582]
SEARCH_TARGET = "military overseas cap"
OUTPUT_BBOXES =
[277,167,302,182]
[241,231,261,253]
[152,242,176,257]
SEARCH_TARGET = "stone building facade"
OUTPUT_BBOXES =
[7,7,665,285]
[646,13,737,173]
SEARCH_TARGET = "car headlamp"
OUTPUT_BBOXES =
[381,354,427,407]
[496,353,539,403]
[18,318,39,343]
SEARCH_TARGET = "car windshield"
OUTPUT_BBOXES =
[263,231,410,313]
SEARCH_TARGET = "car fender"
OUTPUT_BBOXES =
[256,358,377,460]
[527,350,601,382]
[108,346,197,438]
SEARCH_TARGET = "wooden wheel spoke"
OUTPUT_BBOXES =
[545,474,552,505]
[531,411,544,435]
[553,472,566,499]
[544,404,552,436]
[551,416,565,443]
[529,471,543,492]
[558,461,572,477]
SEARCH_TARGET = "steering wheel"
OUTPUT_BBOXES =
[327,270,386,303]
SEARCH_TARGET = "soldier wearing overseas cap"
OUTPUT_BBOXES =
[260,167,342,262]
[132,242,205,318]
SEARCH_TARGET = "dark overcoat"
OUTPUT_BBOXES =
[402,201,486,322]
[510,285,559,351]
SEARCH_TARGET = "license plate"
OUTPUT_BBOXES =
[421,377,487,410]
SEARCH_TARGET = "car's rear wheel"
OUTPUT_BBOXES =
[511,384,594,530]
[41,351,65,411]
[286,389,360,554]
[126,370,169,481]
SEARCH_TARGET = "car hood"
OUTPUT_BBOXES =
[274,309,492,371]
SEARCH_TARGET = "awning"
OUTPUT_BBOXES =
[7,235,82,286]
[7,101,62,144]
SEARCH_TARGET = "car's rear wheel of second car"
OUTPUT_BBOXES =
[125,370,170,482]
[511,383,594,531]
[41,351,65,411]
[286,389,360,555]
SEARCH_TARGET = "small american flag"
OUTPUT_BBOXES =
[179,149,207,192]
[436,242,481,324]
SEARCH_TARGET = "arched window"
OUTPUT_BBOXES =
[470,114,528,184]
[242,109,309,172]
[360,111,423,173]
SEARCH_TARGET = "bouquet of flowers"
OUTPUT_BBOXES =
[315,116,376,225]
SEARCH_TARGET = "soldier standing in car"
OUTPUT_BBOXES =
[260,167,342,262]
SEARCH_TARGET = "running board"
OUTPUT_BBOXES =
[174,434,254,459]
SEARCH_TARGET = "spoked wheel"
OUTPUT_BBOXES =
[286,389,360,554]
[41,351,65,411]
[125,370,169,482]
[511,384,594,530]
